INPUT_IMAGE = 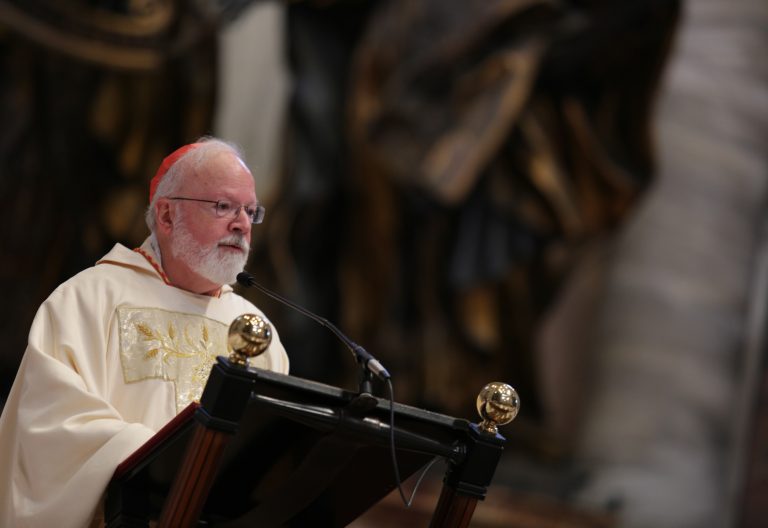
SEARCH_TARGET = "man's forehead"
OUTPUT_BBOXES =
[186,151,255,192]
[196,150,250,176]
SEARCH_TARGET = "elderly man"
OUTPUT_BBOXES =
[0,137,289,527]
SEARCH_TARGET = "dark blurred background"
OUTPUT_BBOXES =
[0,1,766,526]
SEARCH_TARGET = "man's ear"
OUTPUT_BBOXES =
[156,199,174,234]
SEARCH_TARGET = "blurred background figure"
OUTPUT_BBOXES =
[1,0,766,527]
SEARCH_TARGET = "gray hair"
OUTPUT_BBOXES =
[145,137,245,233]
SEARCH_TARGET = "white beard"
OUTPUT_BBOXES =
[170,220,250,286]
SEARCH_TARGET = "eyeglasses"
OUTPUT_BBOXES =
[169,197,265,225]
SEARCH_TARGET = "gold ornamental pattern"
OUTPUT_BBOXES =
[117,307,227,412]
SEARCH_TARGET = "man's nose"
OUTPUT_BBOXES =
[229,206,251,232]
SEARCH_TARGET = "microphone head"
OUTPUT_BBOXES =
[236,271,253,287]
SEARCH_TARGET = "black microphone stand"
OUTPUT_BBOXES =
[237,273,428,508]
[236,272,390,398]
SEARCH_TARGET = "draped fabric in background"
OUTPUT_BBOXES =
[574,1,768,525]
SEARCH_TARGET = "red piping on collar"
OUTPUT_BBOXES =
[133,247,171,285]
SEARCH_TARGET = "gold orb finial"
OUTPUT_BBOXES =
[228,313,272,366]
[476,382,520,435]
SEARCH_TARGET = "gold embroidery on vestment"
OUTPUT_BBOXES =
[117,307,227,412]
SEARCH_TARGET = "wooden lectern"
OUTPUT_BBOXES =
[105,355,518,528]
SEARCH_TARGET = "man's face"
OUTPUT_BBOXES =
[167,151,258,287]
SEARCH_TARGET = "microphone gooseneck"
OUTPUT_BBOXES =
[238,271,432,508]
[236,271,391,381]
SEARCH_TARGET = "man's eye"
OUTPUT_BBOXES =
[216,201,233,213]
[245,207,257,218]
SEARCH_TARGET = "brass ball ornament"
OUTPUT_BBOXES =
[476,382,520,435]
[228,313,272,366]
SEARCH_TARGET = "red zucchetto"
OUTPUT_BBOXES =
[149,143,203,203]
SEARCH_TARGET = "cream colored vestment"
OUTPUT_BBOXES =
[0,239,289,527]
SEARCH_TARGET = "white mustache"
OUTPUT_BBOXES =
[218,235,249,252]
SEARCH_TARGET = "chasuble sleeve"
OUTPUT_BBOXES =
[0,283,158,528]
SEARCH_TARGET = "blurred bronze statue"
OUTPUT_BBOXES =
[272,0,680,441]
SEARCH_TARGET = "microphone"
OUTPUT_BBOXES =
[239,273,429,506]
[236,271,391,381]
